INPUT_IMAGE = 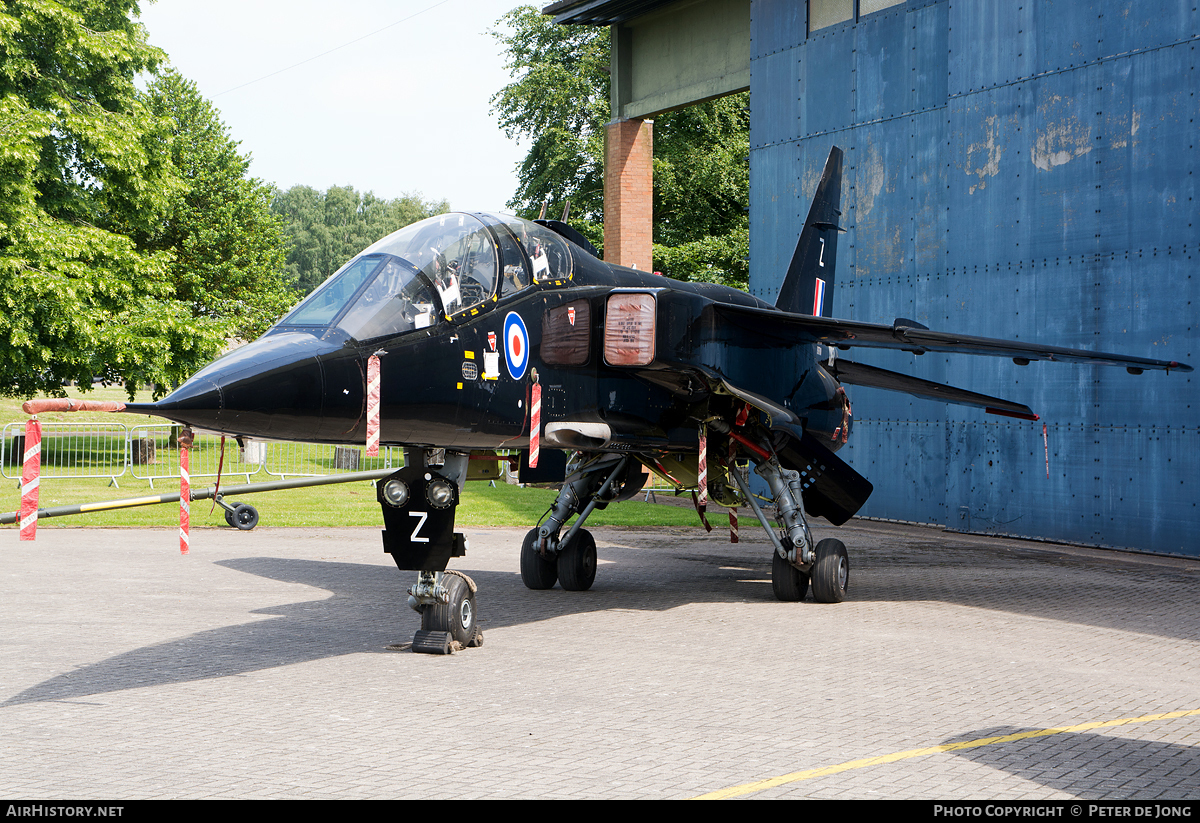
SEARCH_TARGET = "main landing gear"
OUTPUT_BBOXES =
[519,414,854,605]
[727,445,849,604]
[519,454,643,592]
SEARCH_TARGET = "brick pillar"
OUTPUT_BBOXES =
[604,118,653,271]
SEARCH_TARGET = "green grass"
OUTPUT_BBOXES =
[4,387,705,530]
[3,474,704,530]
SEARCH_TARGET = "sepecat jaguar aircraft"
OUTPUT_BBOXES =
[122,147,1190,653]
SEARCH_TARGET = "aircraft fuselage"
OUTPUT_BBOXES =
[146,224,850,459]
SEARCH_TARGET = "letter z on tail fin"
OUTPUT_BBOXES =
[775,147,845,317]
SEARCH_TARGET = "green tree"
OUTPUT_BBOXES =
[648,98,749,288]
[0,0,227,398]
[272,185,449,295]
[490,6,749,286]
[490,5,609,249]
[143,70,295,341]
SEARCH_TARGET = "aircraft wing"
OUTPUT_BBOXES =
[712,304,1193,373]
[828,358,1038,419]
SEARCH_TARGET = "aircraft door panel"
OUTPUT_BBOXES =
[458,318,527,440]
[450,324,487,438]
[315,349,366,442]
[540,299,591,366]
[376,330,467,446]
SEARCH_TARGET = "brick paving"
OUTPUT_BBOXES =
[1,520,1197,799]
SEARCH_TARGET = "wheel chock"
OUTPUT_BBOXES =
[411,629,455,654]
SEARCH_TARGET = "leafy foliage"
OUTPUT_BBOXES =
[490,5,749,286]
[271,186,449,295]
[0,1,300,398]
[0,0,223,398]
[490,5,609,248]
[651,98,749,286]
[143,70,296,342]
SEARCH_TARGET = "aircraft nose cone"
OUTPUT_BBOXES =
[148,333,336,440]
[149,376,224,425]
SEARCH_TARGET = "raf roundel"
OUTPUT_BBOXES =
[503,312,529,380]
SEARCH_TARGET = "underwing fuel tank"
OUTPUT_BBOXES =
[133,331,366,444]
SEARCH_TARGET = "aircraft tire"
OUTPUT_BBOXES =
[232,504,259,531]
[421,573,478,647]
[557,528,597,592]
[810,538,849,603]
[520,528,558,590]
[771,548,810,602]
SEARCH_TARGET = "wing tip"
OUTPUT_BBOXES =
[986,407,1040,421]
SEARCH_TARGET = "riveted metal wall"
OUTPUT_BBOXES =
[749,0,1198,556]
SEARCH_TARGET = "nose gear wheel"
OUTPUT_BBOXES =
[420,571,482,647]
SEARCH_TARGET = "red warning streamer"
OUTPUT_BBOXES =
[529,379,541,468]
[179,428,193,555]
[727,437,739,544]
[19,419,41,541]
[691,491,713,532]
[366,354,381,457]
[1043,422,1049,480]
[209,435,226,515]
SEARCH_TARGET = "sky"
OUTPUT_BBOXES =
[138,0,534,213]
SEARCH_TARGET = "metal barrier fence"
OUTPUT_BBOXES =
[3,422,400,488]
[127,425,262,488]
[2,422,129,484]
[260,440,398,479]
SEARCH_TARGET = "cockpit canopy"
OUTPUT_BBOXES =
[274,213,573,342]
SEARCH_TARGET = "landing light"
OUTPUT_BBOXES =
[382,479,410,507]
[426,478,455,508]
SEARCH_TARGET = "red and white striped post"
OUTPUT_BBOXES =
[729,507,738,543]
[529,376,541,468]
[18,418,41,541]
[178,428,193,555]
[366,354,381,457]
[697,425,708,506]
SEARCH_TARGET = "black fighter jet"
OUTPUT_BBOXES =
[127,148,1190,652]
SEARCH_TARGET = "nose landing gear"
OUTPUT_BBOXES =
[411,570,484,654]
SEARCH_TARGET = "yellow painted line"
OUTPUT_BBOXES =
[694,709,1200,800]
[80,496,169,512]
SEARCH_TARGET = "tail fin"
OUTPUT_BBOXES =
[775,147,844,316]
